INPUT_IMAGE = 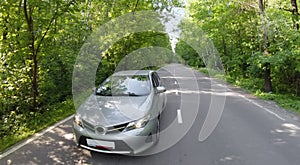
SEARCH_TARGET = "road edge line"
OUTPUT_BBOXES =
[208,76,285,122]
[0,114,74,160]
[237,94,285,121]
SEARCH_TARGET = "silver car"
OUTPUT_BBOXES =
[73,70,166,155]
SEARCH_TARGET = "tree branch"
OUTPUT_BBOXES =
[279,7,293,12]
[23,0,30,26]
[35,0,76,55]
[132,0,140,13]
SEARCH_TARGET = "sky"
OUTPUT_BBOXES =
[160,7,187,53]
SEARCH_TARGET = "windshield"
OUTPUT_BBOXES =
[95,75,150,96]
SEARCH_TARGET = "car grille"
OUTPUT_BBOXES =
[106,123,128,133]
[82,119,128,135]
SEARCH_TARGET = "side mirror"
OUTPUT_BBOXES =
[94,87,102,95]
[156,86,166,94]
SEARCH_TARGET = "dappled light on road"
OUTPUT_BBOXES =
[2,121,92,164]
[63,133,74,140]
[2,65,300,165]
[272,138,287,145]
[273,123,300,137]
[218,155,242,164]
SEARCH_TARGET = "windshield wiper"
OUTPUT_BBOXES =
[127,92,140,96]
[95,91,112,96]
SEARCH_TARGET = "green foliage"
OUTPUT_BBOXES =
[188,0,300,96]
[0,99,75,151]
[197,68,209,75]
[0,0,176,151]
[95,31,172,85]
[185,0,300,113]
[256,93,300,113]
[175,40,204,68]
[234,78,265,93]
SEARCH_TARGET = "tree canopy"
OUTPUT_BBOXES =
[0,0,179,138]
[179,0,300,95]
[0,0,299,142]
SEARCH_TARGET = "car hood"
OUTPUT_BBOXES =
[77,94,152,127]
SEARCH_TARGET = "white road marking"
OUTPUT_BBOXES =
[206,76,286,121]
[214,79,286,121]
[164,75,285,122]
[237,93,285,121]
[0,114,75,160]
[177,109,183,124]
[175,89,179,95]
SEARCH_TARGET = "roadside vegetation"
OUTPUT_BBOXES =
[195,67,300,114]
[176,0,300,113]
[0,99,74,151]
[230,76,300,114]
[233,77,300,113]
[1,0,299,153]
[0,0,180,152]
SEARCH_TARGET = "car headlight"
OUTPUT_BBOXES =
[124,115,151,131]
[74,113,83,128]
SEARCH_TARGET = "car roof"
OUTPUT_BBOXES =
[112,70,153,76]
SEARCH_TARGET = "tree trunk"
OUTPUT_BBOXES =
[264,62,272,92]
[24,0,38,110]
[258,0,272,92]
[291,0,299,30]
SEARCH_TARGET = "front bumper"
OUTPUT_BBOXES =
[72,119,158,155]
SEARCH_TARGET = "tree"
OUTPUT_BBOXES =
[291,0,299,30]
[187,0,299,94]
[1,0,178,139]
[258,0,272,92]
[22,0,79,110]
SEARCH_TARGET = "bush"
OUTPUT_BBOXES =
[0,99,75,152]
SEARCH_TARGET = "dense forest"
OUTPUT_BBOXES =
[0,0,179,150]
[178,0,300,95]
[0,0,299,151]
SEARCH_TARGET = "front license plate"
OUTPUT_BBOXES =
[86,139,115,149]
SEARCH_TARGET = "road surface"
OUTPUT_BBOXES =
[1,64,300,165]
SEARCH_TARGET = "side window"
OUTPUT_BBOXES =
[151,73,159,87]
[154,72,161,86]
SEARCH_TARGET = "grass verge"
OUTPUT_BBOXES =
[255,92,300,114]
[232,77,300,114]
[0,99,75,152]
[196,67,300,114]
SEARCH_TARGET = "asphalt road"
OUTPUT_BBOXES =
[1,64,300,165]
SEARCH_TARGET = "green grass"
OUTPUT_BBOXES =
[196,67,226,80]
[197,68,209,75]
[0,99,75,152]
[232,78,300,114]
[231,78,300,114]
[255,92,300,114]
[196,67,300,114]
